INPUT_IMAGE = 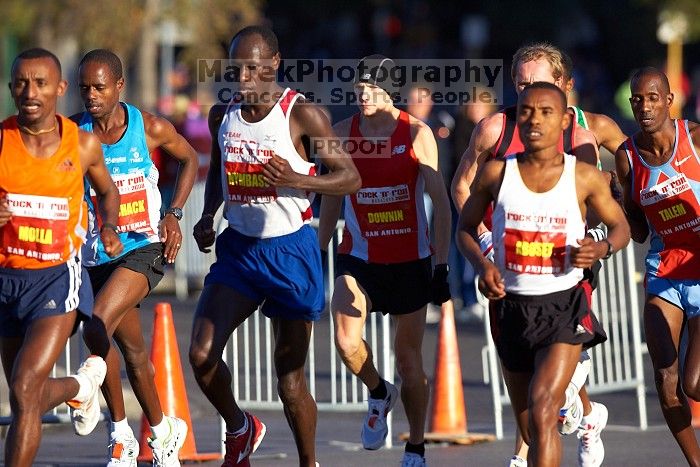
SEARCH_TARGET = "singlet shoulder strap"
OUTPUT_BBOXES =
[349,113,361,138]
[563,119,575,154]
[494,106,517,159]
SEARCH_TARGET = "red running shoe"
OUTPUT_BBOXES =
[222,412,266,466]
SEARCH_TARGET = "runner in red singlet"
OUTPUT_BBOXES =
[318,55,452,467]
[616,67,700,465]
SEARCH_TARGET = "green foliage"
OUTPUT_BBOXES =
[0,0,263,62]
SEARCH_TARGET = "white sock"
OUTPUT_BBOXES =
[151,415,170,440]
[68,374,91,402]
[581,406,598,427]
[563,383,578,409]
[111,418,131,436]
[227,415,248,437]
[571,357,591,391]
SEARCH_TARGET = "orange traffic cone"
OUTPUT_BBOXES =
[690,397,700,428]
[416,300,494,444]
[138,302,221,462]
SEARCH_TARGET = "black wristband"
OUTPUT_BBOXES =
[100,223,118,235]
[602,239,614,260]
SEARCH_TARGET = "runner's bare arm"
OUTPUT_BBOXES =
[571,125,600,168]
[450,113,501,214]
[571,164,631,268]
[614,145,649,243]
[318,118,352,251]
[457,159,505,299]
[587,112,627,156]
[143,112,199,212]
[79,129,123,257]
[143,112,199,262]
[263,102,360,195]
[192,105,225,253]
[412,118,451,264]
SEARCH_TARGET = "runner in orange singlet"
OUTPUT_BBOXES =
[0,48,122,467]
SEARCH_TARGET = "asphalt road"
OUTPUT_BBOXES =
[0,288,692,466]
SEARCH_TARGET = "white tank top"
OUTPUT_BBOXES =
[491,153,585,295]
[218,88,315,238]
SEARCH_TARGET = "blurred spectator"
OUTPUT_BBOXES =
[153,94,212,211]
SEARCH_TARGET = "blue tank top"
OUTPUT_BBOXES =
[79,103,162,266]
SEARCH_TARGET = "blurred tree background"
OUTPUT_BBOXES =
[0,0,697,123]
[0,0,261,114]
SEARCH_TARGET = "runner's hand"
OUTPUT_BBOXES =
[478,262,505,300]
[570,237,607,268]
[193,214,216,253]
[0,198,11,227]
[159,215,183,264]
[431,264,451,305]
[100,226,123,258]
[262,153,301,188]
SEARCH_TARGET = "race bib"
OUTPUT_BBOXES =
[504,228,567,274]
[225,158,277,204]
[2,193,69,262]
[640,173,700,240]
[91,172,155,235]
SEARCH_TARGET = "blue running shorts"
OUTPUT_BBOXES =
[205,225,324,321]
[646,274,700,318]
[0,256,94,337]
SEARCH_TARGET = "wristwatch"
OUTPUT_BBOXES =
[602,239,614,260]
[100,223,119,234]
[165,207,183,221]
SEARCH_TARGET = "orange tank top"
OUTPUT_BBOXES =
[0,115,87,269]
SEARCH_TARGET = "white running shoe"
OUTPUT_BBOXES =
[577,402,608,467]
[148,416,188,467]
[508,455,527,467]
[558,393,584,435]
[401,452,426,466]
[67,355,107,436]
[107,429,140,466]
[361,381,399,450]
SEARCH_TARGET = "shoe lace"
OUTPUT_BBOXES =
[223,432,250,465]
[577,424,597,448]
[401,453,425,467]
[368,397,388,417]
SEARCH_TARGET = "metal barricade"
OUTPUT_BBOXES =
[480,243,647,439]
[173,181,220,301]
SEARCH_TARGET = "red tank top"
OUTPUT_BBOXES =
[482,106,577,230]
[0,116,86,269]
[625,119,700,279]
[338,111,432,263]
